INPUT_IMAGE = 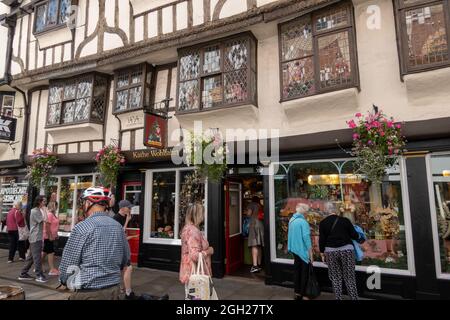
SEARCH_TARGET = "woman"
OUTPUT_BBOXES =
[247,196,264,273]
[179,203,214,298]
[319,202,360,300]
[6,201,26,262]
[43,193,60,276]
[288,203,314,300]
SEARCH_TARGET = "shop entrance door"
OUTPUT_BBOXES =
[225,181,243,274]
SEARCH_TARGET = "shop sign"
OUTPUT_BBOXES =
[0,181,28,203]
[143,113,167,149]
[0,115,17,141]
[126,147,174,162]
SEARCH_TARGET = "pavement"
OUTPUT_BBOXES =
[0,249,342,300]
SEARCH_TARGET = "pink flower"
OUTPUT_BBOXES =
[396,124,401,129]
[352,133,360,140]
[347,120,357,129]
[387,121,394,128]
[355,113,362,118]
[380,131,385,137]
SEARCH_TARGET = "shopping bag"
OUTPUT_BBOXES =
[18,226,29,241]
[186,253,218,300]
[304,263,321,299]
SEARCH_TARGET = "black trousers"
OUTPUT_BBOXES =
[8,231,26,261]
[293,253,309,297]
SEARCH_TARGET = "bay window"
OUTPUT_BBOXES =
[34,0,72,33]
[177,33,257,112]
[46,73,108,127]
[279,2,358,101]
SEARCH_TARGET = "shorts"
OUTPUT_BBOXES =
[43,239,55,254]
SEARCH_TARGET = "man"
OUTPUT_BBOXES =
[58,187,130,300]
[18,196,48,283]
[113,199,136,300]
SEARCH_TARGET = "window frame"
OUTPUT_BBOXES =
[278,1,359,102]
[0,92,15,117]
[112,63,154,115]
[394,0,450,76]
[45,72,109,128]
[33,0,73,35]
[176,32,257,114]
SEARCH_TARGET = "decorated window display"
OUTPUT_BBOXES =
[279,2,357,100]
[177,33,256,112]
[430,154,450,275]
[272,159,411,270]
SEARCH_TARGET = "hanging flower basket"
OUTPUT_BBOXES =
[26,149,58,188]
[185,130,229,183]
[346,108,406,184]
[95,145,126,188]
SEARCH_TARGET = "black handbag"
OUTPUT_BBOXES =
[304,263,321,299]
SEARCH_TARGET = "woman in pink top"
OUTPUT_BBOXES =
[43,193,60,276]
[6,201,26,262]
[179,203,214,296]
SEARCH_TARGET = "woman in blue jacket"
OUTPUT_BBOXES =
[288,203,313,300]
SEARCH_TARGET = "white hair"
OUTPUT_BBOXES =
[296,203,309,213]
[13,200,22,208]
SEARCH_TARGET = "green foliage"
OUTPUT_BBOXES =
[95,145,125,188]
[26,149,58,188]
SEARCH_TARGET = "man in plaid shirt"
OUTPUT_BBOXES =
[59,187,130,300]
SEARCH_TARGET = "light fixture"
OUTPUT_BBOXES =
[443,170,450,177]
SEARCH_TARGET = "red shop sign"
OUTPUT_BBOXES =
[144,113,167,149]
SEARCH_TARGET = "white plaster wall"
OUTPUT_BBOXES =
[105,0,115,27]
[63,43,72,62]
[19,16,28,66]
[130,0,179,16]
[162,6,173,34]
[219,0,248,19]
[192,0,204,26]
[135,16,144,42]
[54,46,62,64]
[87,0,99,35]
[148,11,158,38]
[27,91,40,155]
[79,36,98,58]
[0,23,7,77]
[104,82,120,146]
[29,41,36,70]
[256,0,278,7]
[118,0,130,37]
[155,69,169,102]
[135,128,144,149]
[104,32,124,51]
[0,90,24,162]
[176,2,188,31]
[36,90,49,151]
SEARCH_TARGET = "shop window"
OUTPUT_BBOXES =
[177,33,257,113]
[46,73,108,127]
[34,0,72,34]
[278,2,358,101]
[113,63,153,113]
[271,159,412,271]
[394,0,450,75]
[1,94,15,117]
[429,154,450,276]
[0,177,28,233]
[123,183,142,229]
[145,169,206,244]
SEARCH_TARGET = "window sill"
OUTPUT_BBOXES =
[34,24,72,50]
[113,107,144,116]
[46,122,103,145]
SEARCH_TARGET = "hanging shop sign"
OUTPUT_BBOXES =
[0,115,17,141]
[125,147,174,162]
[143,113,167,149]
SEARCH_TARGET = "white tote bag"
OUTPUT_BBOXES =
[186,252,218,300]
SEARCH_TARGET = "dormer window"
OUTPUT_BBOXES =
[34,0,72,34]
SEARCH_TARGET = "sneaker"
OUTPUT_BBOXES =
[250,266,261,273]
[7,260,13,263]
[18,258,25,261]
[125,292,138,300]
[18,273,34,281]
[48,269,60,276]
[35,275,48,283]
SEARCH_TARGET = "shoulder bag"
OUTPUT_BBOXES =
[186,252,218,300]
[15,210,29,241]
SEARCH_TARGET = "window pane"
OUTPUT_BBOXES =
[64,81,77,100]
[281,18,313,61]
[178,80,199,111]
[61,101,75,123]
[179,171,206,234]
[151,172,176,239]
[315,6,349,32]
[224,70,248,104]
[405,5,449,68]
[59,0,71,24]
[116,90,128,111]
[203,45,221,74]
[2,96,14,117]
[281,58,315,99]
[74,97,90,121]
[318,31,352,89]
[77,79,92,98]
[131,68,143,84]
[91,76,107,120]
[274,161,409,269]
[179,52,200,81]
[47,0,59,26]
[430,155,450,275]
[202,75,222,109]
[74,176,94,226]
[117,71,130,88]
[58,177,75,232]
[129,86,142,109]
[225,39,249,71]
[35,4,48,32]
[47,103,61,125]
[124,184,142,229]
[49,84,63,104]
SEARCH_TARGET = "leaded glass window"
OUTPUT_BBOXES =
[279,3,358,100]
[34,0,72,33]
[46,73,108,126]
[177,33,256,112]
[395,0,450,74]
[113,63,152,113]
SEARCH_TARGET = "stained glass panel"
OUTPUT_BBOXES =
[35,4,48,32]
[47,103,61,125]
[74,98,90,121]
[116,90,128,111]
[318,31,352,89]
[315,6,349,32]
[282,58,315,99]
[62,101,75,123]
[47,0,59,26]
[129,87,142,109]
[202,76,222,109]
[225,39,249,71]
[178,80,199,111]
[179,52,200,81]
[64,82,77,100]
[49,84,63,104]
[224,70,248,104]
[203,46,221,74]
[281,18,313,61]
[406,5,448,67]
[117,72,129,88]
[131,69,143,84]
[77,80,92,98]
[59,0,71,24]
